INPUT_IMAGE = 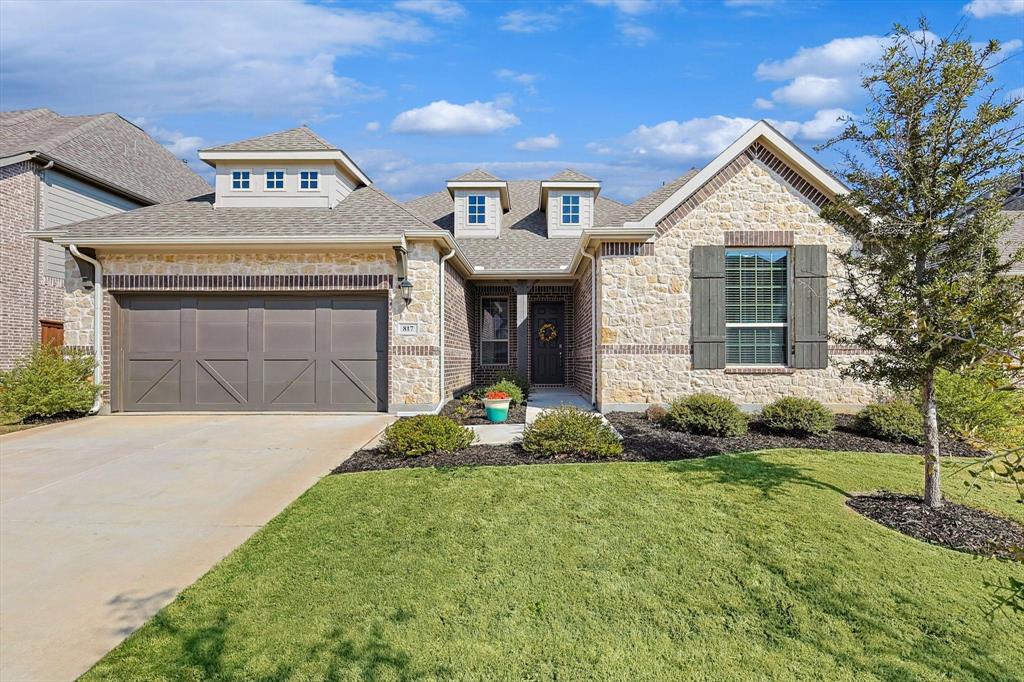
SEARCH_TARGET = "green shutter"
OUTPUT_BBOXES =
[691,246,726,369]
[793,245,828,369]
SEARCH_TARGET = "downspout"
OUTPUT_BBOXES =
[69,244,103,415]
[580,249,597,406]
[33,159,55,343]
[438,248,457,412]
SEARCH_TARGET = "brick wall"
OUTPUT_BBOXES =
[471,283,518,387]
[571,257,593,398]
[443,261,472,398]
[0,161,39,369]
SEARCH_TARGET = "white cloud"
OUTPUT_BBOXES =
[794,108,851,140]
[587,0,658,14]
[496,69,539,94]
[365,121,381,132]
[498,10,559,33]
[136,120,204,157]
[725,0,778,6]
[753,97,774,110]
[770,75,851,107]
[394,0,466,21]
[963,0,1024,18]
[0,1,429,116]
[391,100,521,135]
[515,134,561,151]
[618,22,656,46]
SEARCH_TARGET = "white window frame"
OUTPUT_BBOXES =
[724,248,791,368]
[299,169,320,191]
[264,169,285,191]
[479,296,510,366]
[561,194,580,225]
[231,169,251,191]
[468,194,486,225]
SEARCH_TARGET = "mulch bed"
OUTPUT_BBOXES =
[439,399,526,425]
[333,412,986,475]
[847,492,1024,560]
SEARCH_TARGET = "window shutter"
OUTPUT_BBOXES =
[691,246,726,369]
[792,245,828,369]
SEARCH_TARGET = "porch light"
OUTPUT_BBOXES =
[399,278,413,304]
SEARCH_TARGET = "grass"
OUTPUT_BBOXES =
[0,413,36,435]
[85,450,1023,681]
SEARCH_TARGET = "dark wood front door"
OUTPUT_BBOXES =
[531,302,565,385]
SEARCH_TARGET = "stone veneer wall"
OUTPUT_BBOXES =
[598,149,881,410]
[443,262,472,398]
[83,245,444,410]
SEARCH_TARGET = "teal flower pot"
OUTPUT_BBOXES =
[483,398,511,423]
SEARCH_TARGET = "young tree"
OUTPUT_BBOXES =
[821,22,1024,508]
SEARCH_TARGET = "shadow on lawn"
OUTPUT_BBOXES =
[667,450,850,500]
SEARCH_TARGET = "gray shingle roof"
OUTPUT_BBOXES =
[50,185,443,241]
[450,168,501,182]
[201,126,336,152]
[0,108,211,204]
[605,169,699,225]
[546,168,595,182]
[407,179,625,271]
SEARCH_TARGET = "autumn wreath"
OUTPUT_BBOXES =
[538,322,558,343]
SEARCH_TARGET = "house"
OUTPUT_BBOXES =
[35,120,894,414]
[0,108,210,368]
[1001,173,1024,277]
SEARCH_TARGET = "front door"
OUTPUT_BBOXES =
[531,302,565,385]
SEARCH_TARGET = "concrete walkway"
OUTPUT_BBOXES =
[526,388,598,423]
[0,413,391,682]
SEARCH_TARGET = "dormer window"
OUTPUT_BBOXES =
[300,170,319,190]
[468,194,486,224]
[561,195,580,224]
[265,170,284,191]
[231,170,251,190]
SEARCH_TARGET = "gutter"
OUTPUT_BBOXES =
[68,245,104,415]
[438,247,457,408]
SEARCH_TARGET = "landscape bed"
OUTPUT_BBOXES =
[438,398,527,425]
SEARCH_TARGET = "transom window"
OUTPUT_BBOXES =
[561,194,580,224]
[480,297,509,365]
[725,249,789,365]
[231,170,250,190]
[299,170,319,190]
[468,194,486,224]
[265,170,284,190]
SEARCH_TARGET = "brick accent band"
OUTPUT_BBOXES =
[724,230,795,247]
[103,273,393,291]
[392,345,438,356]
[601,242,655,257]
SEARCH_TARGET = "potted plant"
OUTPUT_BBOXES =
[482,390,512,423]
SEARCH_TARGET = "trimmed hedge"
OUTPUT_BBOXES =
[856,400,923,444]
[760,397,835,436]
[0,346,100,420]
[381,415,475,457]
[663,393,748,437]
[522,406,622,457]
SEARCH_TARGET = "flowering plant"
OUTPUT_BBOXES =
[484,391,510,400]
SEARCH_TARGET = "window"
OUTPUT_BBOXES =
[561,194,580,224]
[468,194,486,224]
[265,169,285,190]
[480,297,509,365]
[299,170,319,190]
[725,249,789,365]
[231,170,250,190]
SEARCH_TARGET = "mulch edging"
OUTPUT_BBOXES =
[847,492,1024,560]
[439,399,527,425]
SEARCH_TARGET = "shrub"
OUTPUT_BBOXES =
[645,404,668,423]
[495,371,530,401]
[663,393,747,437]
[0,346,100,420]
[521,406,623,458]
[484,378,525,405]
[934,367,1024,449]
[760,397,835,436]
[451,393,477,424]
[856,400,923,444]
[380,415,475,457]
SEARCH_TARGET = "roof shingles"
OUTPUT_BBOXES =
[202,126,336,153]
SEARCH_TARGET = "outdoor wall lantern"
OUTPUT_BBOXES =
[399,278,413,304]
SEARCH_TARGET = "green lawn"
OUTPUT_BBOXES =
[86,450,1023,681]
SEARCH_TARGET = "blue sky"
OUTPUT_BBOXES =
[2,0,1022,201]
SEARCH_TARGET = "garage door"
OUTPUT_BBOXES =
[116,295,387,412]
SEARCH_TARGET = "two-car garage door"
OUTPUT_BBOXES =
[115,295,387,412]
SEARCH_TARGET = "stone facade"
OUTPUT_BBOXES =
[77,245,446,411]
[598,149,879,410]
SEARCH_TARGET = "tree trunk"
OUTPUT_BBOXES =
[922,370,943,508]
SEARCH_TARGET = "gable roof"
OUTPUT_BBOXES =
[0,108,211,204]
[546,168,595,182]
[201,126,336,153]
[450,168,501,182]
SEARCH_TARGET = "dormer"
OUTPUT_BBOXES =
[198,126,370,208]
[540,169,601,238]
[447,169,510,238]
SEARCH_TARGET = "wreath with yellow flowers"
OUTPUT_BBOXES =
[538,322,558,343]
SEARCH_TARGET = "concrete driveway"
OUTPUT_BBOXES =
[0,413,391,682]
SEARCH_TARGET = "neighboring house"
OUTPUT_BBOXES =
[1001,173,1024,277]
[38,121,908,414]
[0,108,210,368]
